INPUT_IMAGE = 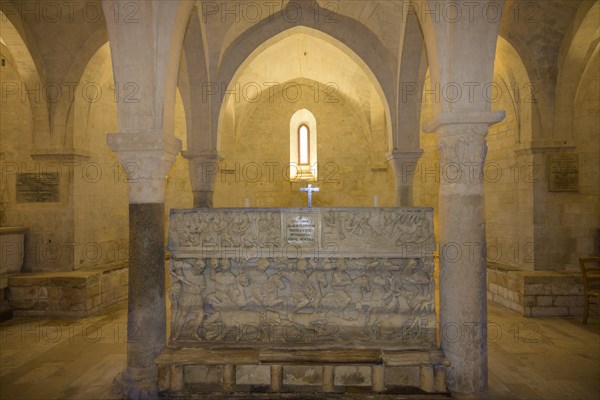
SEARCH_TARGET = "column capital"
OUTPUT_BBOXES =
[386,149,424,207]
[423,111,505,134]
[107,133,182,204]
[182,150,222,207]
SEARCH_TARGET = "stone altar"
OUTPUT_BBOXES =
[161,208,444,394]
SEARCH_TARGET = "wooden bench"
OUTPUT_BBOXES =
[156,347,449,394]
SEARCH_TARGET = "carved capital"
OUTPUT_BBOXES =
[386,150,424,207]
[423,111,505,196]
[107,133,182,204]
[436,129,488,194]
[386,150,424,183]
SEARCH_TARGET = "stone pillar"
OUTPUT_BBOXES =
[109,133,181,399]
[424,111,504,395]
[223,365,236,391]
[419,366,434,392]
[386,150,423,207]
[371,365,385,392]
[183,151,221,207]
[322,366,335,392]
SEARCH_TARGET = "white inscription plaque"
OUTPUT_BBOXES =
[286,215,316,243]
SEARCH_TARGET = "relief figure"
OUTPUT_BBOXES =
[170,259,207,341]
[321,259,353,317]
[206,258,239,311]
[244,258,286,309]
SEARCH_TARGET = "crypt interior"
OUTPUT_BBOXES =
[0,0,599,399]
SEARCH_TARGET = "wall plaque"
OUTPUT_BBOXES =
[547,153,579,192]
[286,215,316,243]
[16,173,60,202]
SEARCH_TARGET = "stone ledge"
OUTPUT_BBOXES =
[8,263,128,318]
[486,263,585,318]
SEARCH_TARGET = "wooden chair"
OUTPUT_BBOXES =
[579,257,600,324]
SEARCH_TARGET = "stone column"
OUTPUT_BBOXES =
[183,151,220,208]
[386,150,423,207]
[108,133,181,399]
[424,111,504,395]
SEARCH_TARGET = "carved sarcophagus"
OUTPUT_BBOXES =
[167,208,436,348]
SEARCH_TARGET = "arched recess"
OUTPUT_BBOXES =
[216,26,393,154]
[554,1,599,140]
[0,9,49,141]
[213,2,396,152]
[71,42,114,150]
[49,28,108,149]
[494,36,534,145]
[495,34,551,141]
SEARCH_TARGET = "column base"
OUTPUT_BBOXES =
[114,366,159,400]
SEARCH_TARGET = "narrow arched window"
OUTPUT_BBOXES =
[290,109,317,180]
[298,124,310,166]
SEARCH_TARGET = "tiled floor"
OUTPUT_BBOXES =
[0,302,598,400]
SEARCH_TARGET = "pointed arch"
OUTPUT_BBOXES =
[494,36,534,144]
[49,29,108,147]
[213,2,395,153]
[554,1,600,139]
[216,25,394,154]
[0,9,49,141]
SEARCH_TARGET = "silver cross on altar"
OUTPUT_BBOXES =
[300,184,320,208]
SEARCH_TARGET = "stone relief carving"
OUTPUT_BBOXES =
[436,128,488,188]
[168,208,436,346]
[322,209,433,249]
[169,209,434,257]
[169,258,207,341]
[169,256,435,345]
[169,210,282,250]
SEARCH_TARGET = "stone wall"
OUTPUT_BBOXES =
[71,44,128,270]
[486,262,585,317]
[414,50,599,272]
[0,42,192,272]
[484,77,536,269]
[0,44,130,272]
[8,263,128,318]
[215,78,395,208]
[0,51,76,272]
[534,49,600,270]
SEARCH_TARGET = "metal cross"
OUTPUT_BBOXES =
[300,184,320,208]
